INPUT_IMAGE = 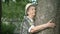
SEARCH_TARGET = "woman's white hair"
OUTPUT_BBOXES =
[25,3,34,15]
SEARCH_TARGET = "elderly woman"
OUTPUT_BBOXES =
[20,3,55,34]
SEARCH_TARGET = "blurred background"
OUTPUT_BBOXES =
[2,0,30,34]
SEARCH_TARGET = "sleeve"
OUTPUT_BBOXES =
[28,25,35,32]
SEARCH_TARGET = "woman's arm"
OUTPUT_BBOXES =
[29,20,55,33]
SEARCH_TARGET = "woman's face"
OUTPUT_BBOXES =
[27,6,36,18]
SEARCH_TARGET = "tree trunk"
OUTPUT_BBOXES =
[34,0,60,34]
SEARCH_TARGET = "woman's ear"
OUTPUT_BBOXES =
[27,11,29,15]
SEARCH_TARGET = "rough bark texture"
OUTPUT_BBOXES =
[34,0,60,34]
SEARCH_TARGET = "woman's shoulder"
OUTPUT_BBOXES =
[23,16,29,22]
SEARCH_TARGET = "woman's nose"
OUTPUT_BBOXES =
[34,10,35,11]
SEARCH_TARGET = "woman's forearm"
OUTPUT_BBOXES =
[30,23,48,33]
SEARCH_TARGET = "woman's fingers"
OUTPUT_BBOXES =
[48,19,53,23]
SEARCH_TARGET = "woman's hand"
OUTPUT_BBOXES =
[46,19,56,28]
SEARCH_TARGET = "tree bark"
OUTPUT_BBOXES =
[34,0,59,34]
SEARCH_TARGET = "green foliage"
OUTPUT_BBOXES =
[2,0,30,20]
[2,0,30,34]
[2,22,16,34]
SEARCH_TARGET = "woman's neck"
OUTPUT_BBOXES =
[27,15,33,19]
